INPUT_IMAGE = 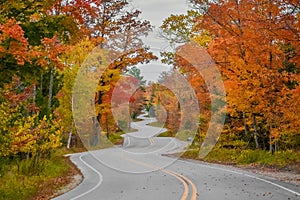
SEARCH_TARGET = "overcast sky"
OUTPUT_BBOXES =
[128,0,189,82]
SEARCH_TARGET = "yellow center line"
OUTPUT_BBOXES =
[162,169,189,200]
[124,156,198,200]
[164,169,198,200]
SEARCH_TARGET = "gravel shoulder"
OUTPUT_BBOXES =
[237,163,300,186]
[50,156,83,199]
[31,157,83,200]
[171,152,300,187]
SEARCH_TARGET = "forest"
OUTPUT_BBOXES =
[0,0,299,199]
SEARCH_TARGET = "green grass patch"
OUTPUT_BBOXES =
[202,148,241,164]
[181,145,300,168]
[175,130,195,141]
[147,122,173,137]
[236,149,300,167]
[132,118,143,122]
[182,146,240,164]
[108,133,124,145]
[182,148,200,159]
[157,131,173,137]
[147,121,164,128]
[0,150,70,200]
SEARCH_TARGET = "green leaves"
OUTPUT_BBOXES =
[160,10,203,46]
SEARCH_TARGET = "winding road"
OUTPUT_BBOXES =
[53,114,300,200]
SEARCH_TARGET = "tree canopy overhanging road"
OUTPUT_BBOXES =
[1,1,300,199]
[53,114,300,200]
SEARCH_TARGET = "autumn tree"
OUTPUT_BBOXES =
[93,0,157,137]
[189,0,300,151]
[56,38,100,148]
[0,0,102,156]
[159,11,214,144]
[126,67,147,118]
[0,77,61,161]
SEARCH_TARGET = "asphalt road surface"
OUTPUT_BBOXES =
[53,114,300,200]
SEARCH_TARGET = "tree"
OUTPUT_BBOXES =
[189,0,300,151]
[0,0,103,156]
[159,11,216,144]
[125,67,147,118]
[92,0,157,135]
[160,10,210,65]
[57,37,98,147]
[0,77,61,158]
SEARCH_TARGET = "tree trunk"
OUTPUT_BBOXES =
[269,135,273,154]
[67,123,73,149]
[67,95,74,149]
[243,112,248,135]
[48,67,54,113]
[33,84,36,104]
[40,74,43,92]
[253,115,259,149]
[128,112,131,131]
[275,142,278,152]
[262,137,266,150]
[106,113,109,138]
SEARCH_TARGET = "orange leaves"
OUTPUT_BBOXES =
[60,0,99,25]
[0,20,66,69]
[0,19,27,44]
[187,0,300,147]
[0,18,29,65]
[40,36,66,70]
[201,0,285,68]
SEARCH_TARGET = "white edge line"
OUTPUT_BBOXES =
[244,173,300,197]
[178,159,300,197]
[70,153,104,200]
[124,136,131,147]
[127,136,131,147]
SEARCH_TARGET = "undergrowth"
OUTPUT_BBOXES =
[182,145,300,168]
[0,150,70,200]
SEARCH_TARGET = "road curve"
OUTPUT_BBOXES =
[53,114,300,200]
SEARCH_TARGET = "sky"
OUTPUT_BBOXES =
[128,0,190,82]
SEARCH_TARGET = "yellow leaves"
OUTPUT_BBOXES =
[8,113,62,155]
[0,98,62,157]
[62,37,97,67]
[160,10,203,46]
[29,13,42,23]
[191,31,212,47]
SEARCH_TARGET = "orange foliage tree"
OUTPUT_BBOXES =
[190,0,300,151]
[93,0,157,137]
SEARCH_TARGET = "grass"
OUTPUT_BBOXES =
[0,149,73,200]
[157,129,196,142]
[175,130,195,141]
[236,149,300,167]
[147,121,164,128]
[0,126,140,200]
[147,121,300,170]
[132,118,143,122]
[108,132,124,145]
[182,145,300,169]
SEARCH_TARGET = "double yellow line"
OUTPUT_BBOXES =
[125,157,198,200]
[162,169,198,200]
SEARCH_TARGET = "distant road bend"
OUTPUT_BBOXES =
[53,114,300,200]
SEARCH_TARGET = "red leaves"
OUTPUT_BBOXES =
[40,36,66,70]
[187,0,300,143]
[4,77,37,113]
[0,18,29,65]
[0,21,66,69]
